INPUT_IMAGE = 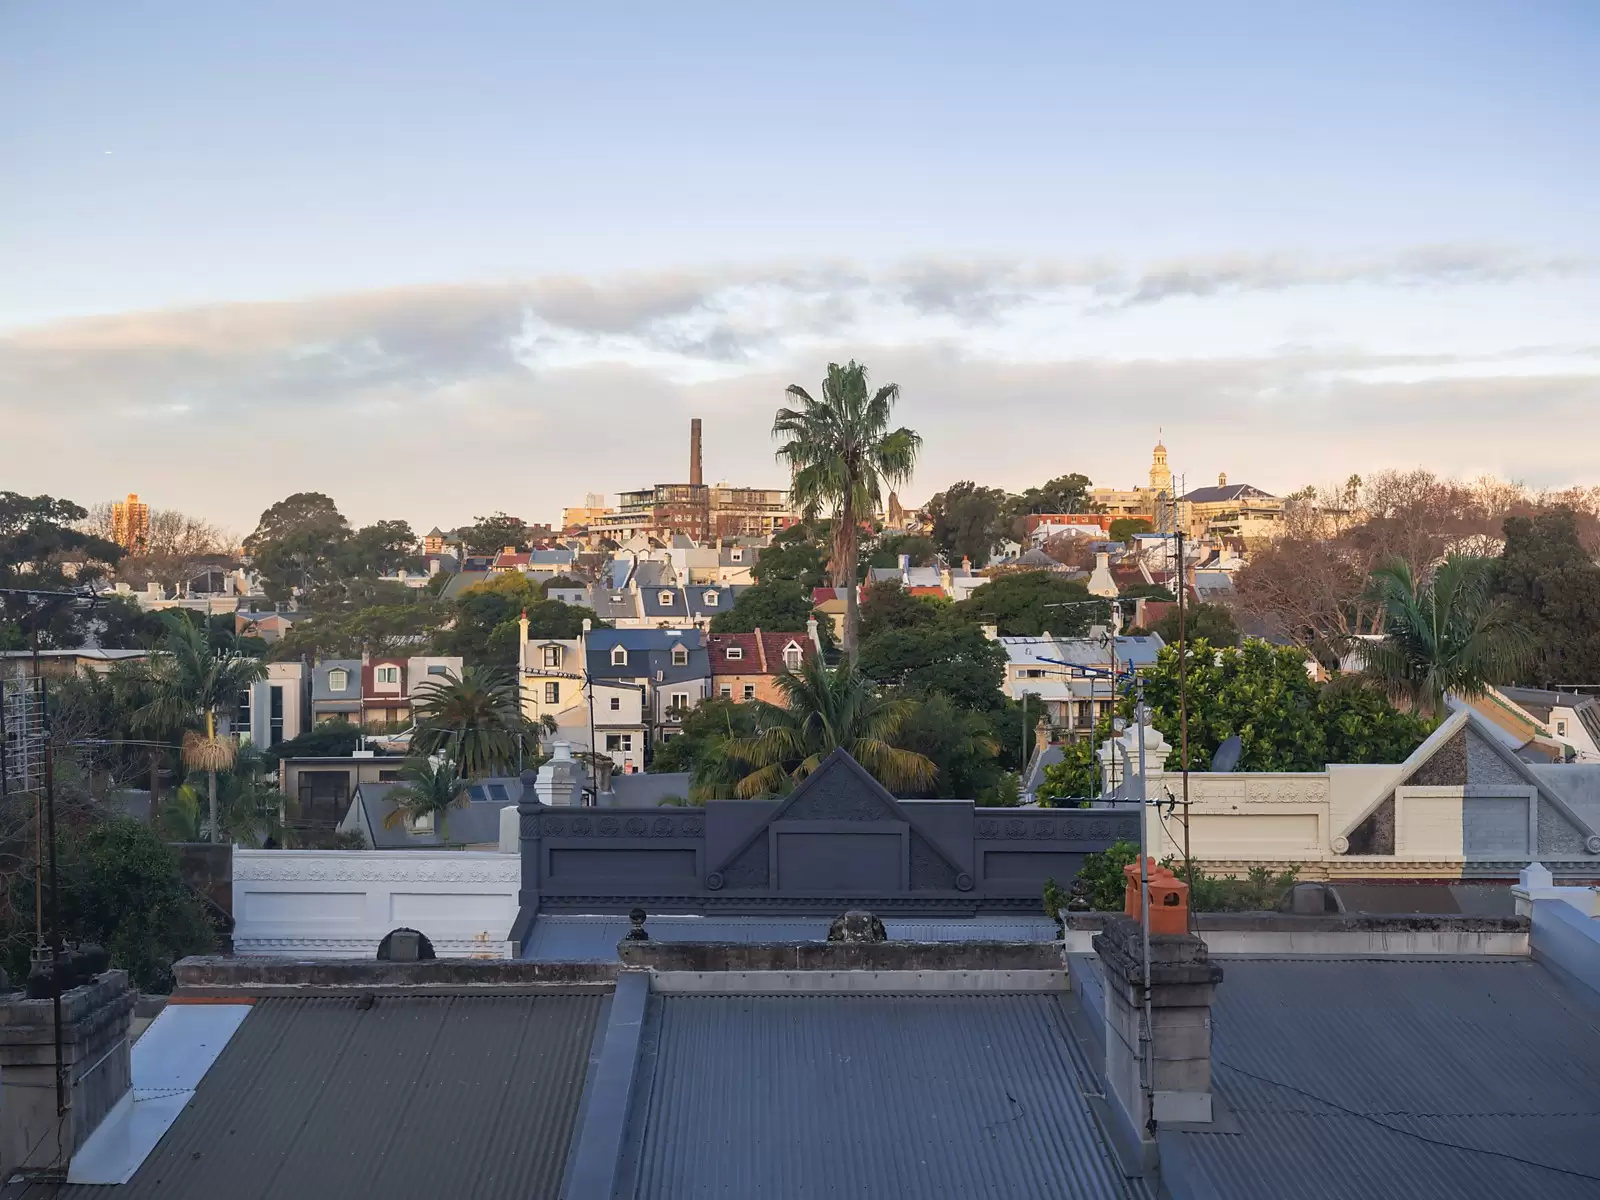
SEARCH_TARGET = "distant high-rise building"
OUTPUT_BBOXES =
[111,493,150,554]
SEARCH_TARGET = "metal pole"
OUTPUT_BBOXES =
[1177,529,1192,914]
[1134,677,1155,1137]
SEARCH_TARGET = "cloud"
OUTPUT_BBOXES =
[2,250,1597,530]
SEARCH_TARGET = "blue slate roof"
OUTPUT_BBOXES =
[585,627,709,683]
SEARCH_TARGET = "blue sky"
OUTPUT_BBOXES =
[2,2,1596,531]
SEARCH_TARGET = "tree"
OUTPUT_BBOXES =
[340,519,420,578]
[161,744,287,846]
[721,657,936,797]
[136,615,266,841]
[856,623,1008,712]
[0,492,123,649]
[926,481,1010,566]
[708,580,830,647]
[775,361,922,658]
[1496,508,1600,687]
[260,719,366,767]
[647,698,761,781]
[84,505,235,594]
[751,525,830,589]
[1037,739,1100,806]
[866,533,939,571]
[1040,532,1097,571]
[893,693,1005,798]
[1149,602,1239,648]
[433,573,599,667]
[956,571,1105,636]
[271,602,444,662]
[410,666,528,777]
[858,580,949,639]
[243,492,351,602]
[94,593,169,648]
[1010,473,1094,518]
[1362,555,1533,716]
[462,512,529,555]
[382,754,472,840]
[1109,517,1153,542]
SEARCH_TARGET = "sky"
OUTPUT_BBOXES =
[2,1,1597,536]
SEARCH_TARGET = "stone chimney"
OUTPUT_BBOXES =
[689,418,703,487]
[806,617,822,653]
[518,609,530,652]
[1092,914,1223,1159]
[1088,552,1118,598]
[534,742,586,807]
[0,969,136,1176]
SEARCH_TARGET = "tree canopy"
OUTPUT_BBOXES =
[0,492,124,649]
[955,571,1106,636]
[926,481,1010,566]
[1496,508,1600,687]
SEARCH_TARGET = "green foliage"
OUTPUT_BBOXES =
[7,816,216,992]
[956,571,1106,636]
[866,533,940,571]
[0,492,124,649]
[1149,601,1239,648]
[1118,582,1175,602]
[1137,638,1433,771]
[410,666,530,777]
[1041,877,1069,926]
[1009,473,1095,521]
[978,771,1023,808]
[751,529,829,590]
[893,694,1003,798]
[1496,509,1600,687]
[647,698,760,778]
[433,572,599,667]
[461,512,530,555]
[1364,554,1533,715]
[260,718,366,766]
[382,754,472,840]
[775,361,922,656]
[1076,839,1140,911]
[95,593,169,648]
[709,580,832,648]
[1037,739,1099,806]
[270,602,442,662]
[1109,517,1153,541]
[1167,861,1301,912]
[857,580,950,639]
[926,480,1010,566]
[856,622,1007,712]
[243,492,351,602]
[719,656,936,797]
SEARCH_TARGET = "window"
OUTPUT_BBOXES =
[622,734,633,751]
[730,548,743,562]
[1023,669,1045,679]
[659,590,675,606]
[671,645,688,666]
[1557,719,1568,737]
[725,645,743,661]
[297,771,350,825]
[704,590,718,606]
[544,682,560,704]
[235,688,252,730]
[611,646,628,666]
[609,695,621,711]
[543,646,561,668]
[719,685,732,699]
[783,643,803,669]
[379,769,401,782]
[742,684,756,701]
[668,692,689,720]
[375,665,400,685]
[427,664,448,676]
[327,668,349,692]
[268,685,284,747]
[606,734,622,751]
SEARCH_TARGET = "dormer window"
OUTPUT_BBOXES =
[783,643,803,670]
[327,668,349,692]
[543,646,561,668]
[725,645,743,661]
[611,646,628,666]
[659,590,675,606]
[671,645,688,667]
[704,590,718,606]
[375,666,400,685]
[730,548,743,562]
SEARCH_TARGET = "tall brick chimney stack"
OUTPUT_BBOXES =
[690,418,703,486]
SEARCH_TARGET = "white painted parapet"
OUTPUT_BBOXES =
[232,849,520,959]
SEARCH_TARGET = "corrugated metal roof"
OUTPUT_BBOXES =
[1171,958,1600,1200]
[24,993,603,1200]
[626,994,1143,1199]
[525,915,1062,961]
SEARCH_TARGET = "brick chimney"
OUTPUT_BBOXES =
[689,418,703,487]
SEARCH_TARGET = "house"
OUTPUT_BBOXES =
[275,753,406,835]
[310,658,363,724]
[338,774,523,848]
[585,579,746,629]
[310,655,463,730]
[707,626,821,704]
[236,661,310,750]
[1182,472,1285,544]
[1496,686,1600,761]
[233,610,298,643]
[516,623,650,773]
[992,630,1166,734]
[586,627,710,746]
[0,648,148,682]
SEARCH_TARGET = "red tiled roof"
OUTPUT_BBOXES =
[492,551,531,568]
[707,630,815,675]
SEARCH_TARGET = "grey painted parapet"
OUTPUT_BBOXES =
[1530,898,1600,999]
[513,750,1137,943]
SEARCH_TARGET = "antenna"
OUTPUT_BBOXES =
[1210,735,1243,773]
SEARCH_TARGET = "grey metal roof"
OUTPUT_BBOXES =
[623,994,1143,1199]
[609,772,693,806]
[1182,482,1275,504]
[586,628,709,684]
[310,658,361,701]
[352,777,521,848]
[1168,958,1600,1200]
[525,914,1061,962]
[22,993,604,1200]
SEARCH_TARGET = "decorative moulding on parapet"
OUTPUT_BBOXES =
[706,749,969,885]
[232,850,521,884]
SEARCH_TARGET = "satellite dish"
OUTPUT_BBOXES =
[1210,736,1243,773]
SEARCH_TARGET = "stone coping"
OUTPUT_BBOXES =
[1063,911,1530,934]
[616,940,1063,972]
[172,956,619,994]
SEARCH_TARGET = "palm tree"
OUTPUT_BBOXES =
[382,754,471,841]
[136,616,265,842]
[409,666,527,777]
[1361,554,1534,717]
[720,655,936,798]
[775,361,921,658]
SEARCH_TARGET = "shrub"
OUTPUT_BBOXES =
[1075,839,1140,911]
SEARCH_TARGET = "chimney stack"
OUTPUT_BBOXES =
[689,418,703,487]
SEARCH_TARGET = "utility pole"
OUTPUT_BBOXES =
[1177,529,1193,915]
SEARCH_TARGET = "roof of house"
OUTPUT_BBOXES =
[1162,957,1600,1200]
[439,569,492,600]
[706,631,813,675]
[1498,686,1600,748]
[585,627,709,682]
[609,772,693,806]
[346,776,522,847]
[867,565,943,588]
[999,633,1166,671]
[623,993,1145,1199]
[16,992,604,1200]
[1182,482,1277,505]
[311,658,362,701]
